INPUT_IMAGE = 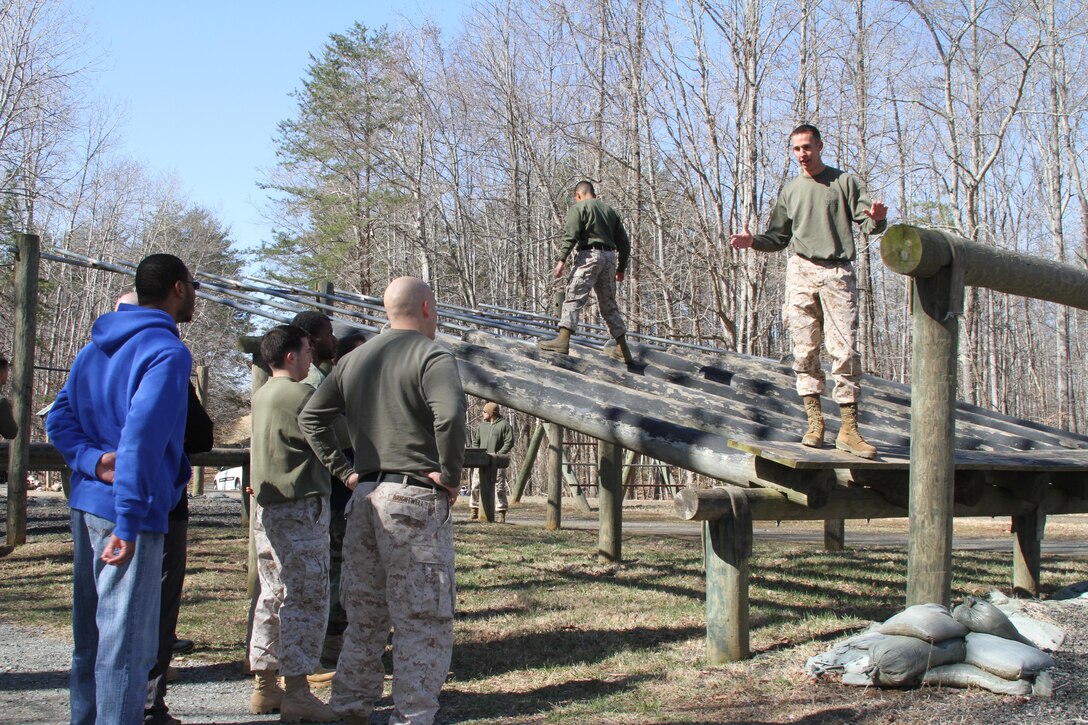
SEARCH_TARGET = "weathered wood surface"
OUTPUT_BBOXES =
[674,484,1088,522]
[7,232,39,546]
[598,440,622,563]
[881,224,1088,312]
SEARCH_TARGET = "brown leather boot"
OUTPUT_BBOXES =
[836,402,877,459]
[469,507,479,521]
[537,327,572,354]
[250,670,284,715]
[281,675,338,723]
[802,395,824,448]
[496,511,506,524]
[610,335,634,364]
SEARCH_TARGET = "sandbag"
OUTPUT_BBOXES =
[878,603,968,642]
[867,636,966,687]
[922,663,1032,696]
[805,629,887,678]
[964,632,1055,680]
[952,597,1034,645]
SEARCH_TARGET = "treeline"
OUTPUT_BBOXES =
[2,0,1086,439]
[260,0,1088,433]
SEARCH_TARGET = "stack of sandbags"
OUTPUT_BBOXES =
[806,599,1058,696]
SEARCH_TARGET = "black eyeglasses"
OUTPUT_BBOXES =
[184,280,202,291]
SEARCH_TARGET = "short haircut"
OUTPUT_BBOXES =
[291,310,332,336]
[260,325,309,369]
[790,124,821,141]
[135,254,190,305]
[335,332,367,360]
[575,180,595,197]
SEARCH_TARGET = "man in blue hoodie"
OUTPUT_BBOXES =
[48,254,197,725]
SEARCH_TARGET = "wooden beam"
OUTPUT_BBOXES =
[1012,509,1045,598]
[511,423,545,502]
[598,440,622,563]
[477,448,497,523]
[747,457,835,508]
[881,224,1088,312]
[704,487,752,663]
[7,233,39,547]
[561,461,592,512]
[191,365,209,495]
[986,471,1049,504]
[824,519,845,552]
[546,423,563,530]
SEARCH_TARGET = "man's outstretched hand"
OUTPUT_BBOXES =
[729,222,754,249]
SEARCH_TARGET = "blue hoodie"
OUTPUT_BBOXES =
[47,304,192,540]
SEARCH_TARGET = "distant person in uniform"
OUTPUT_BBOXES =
[730,124,887,459]
[468,402,514,523]
[538,180,634,364]
[300,276,467,725]
[0,355,16,439]
[247,324,338,723]
[48,254,196,725]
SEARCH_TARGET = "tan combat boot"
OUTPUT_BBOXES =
[836,402,877,459]
[496,511,506,524]
[610,335,634,364]
[469,506,479,521]
[280,674,339,723]
[802,395,824,448]
[250,670,284,715]
[537,327,572,354]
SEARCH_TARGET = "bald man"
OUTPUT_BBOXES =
[300,277,467,725]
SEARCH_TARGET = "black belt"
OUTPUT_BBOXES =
[579,243,613,252]
[365,471,441,491]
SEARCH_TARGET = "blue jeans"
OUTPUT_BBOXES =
[70,510,163,725]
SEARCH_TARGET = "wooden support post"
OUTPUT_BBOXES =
[598,440,622,563]
[511,423,545,502]
[704,488,752,663]
[824,519,845,552]
[907,269,960,607]
[561,461,592,512]
[7,233,39,547]
[546,423,563,530]
[243,460,259,670]
[478,454,497,523]
[191,365,209,495]
[1012,509,1045,598]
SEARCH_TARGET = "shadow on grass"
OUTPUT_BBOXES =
[451,625,704,679]
[439,673,653,723]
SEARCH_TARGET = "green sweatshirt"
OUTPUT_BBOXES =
[250,376,331,505]
[471,416,513,455]
[298,328,467,489]
[752,166,886,262]
[557,198,632,274]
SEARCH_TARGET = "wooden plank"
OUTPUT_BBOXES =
[511,423,545,502]
[729,439,1088,472]
[546,423,563,530]
[598,440,622,564]
[1012,510,1045,598]
[7,233,39,547]
[704,493,751,663]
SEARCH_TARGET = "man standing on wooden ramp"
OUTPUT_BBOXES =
[300,276,467,725]
[730,124,886,458]
[538,180,635,364]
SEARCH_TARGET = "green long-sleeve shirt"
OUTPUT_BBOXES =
[299,328,467,489]
[752,166,886,262]
[557,198,631,274]
[250,376,331,505]
[471,416,513,455]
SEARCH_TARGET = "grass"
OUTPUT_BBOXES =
[2,497,1087,723]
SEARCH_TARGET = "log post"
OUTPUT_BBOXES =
[191,365,209,495]
[906,268,959,607]
[546,423,563,530]
[511,423,545,502]
[823,519,845,552]
[7,232,39,547]
[598,439,622,563]
[704,487,752,663]
[478,453,497,523]
[1011,509,1045,598]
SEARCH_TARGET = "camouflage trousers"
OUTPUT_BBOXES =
[559,248,627,338]
[469,468,510,512]
[331,479,455,725]
[783,255,861,404]
[249,496,330,677]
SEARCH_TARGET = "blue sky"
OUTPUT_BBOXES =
[79,1,469,251]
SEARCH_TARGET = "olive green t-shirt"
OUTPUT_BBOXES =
[558,198,632,274]
[250,376,331,505]
[752,166,886,262]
